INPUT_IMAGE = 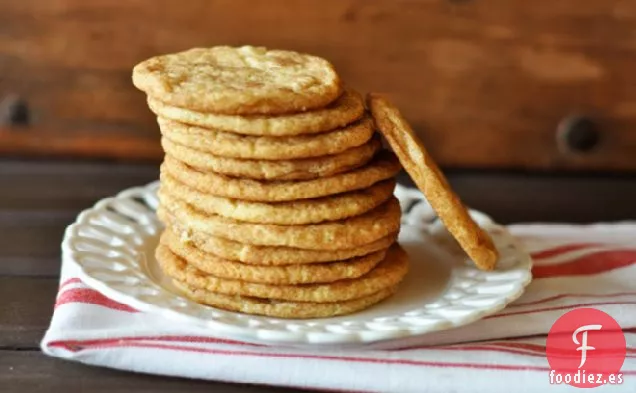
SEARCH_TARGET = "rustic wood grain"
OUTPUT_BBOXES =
[0,351,301,393]
[0,160,158,275]
[0,159,158,209]
[1,0,635,170]
[0,277,57,348]
[0,128,162,161]
[0,215,69,276]
[403,170,636,223]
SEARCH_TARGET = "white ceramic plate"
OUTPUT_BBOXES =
[63,182,532,346]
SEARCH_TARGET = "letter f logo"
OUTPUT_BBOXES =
[573,324,602,368]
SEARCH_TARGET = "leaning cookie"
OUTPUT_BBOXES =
[367,93,499,271]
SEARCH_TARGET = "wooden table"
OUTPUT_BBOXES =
[2,159,636,392]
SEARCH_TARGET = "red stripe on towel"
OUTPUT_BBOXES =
[487,301,636,319]
[59,277,83,291]
[48,340,552,371]
[532,250,636,278]
[54,335,259,347]
[510,292,636,308]
[530,243,603,259]
[55,288,138,313]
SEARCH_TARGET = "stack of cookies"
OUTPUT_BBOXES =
[132,46,410,318]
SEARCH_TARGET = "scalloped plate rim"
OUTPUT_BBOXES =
[61,181,533,347]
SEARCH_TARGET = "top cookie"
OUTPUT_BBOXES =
[367,93,499,271]
[133,46,342,115]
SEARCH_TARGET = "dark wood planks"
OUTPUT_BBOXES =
[1,0,636,170]
[0,351,301,393]
[0,159,159,275]
[0,159,158,209]
[0,277,57,348]
[402,170,636,224]
[0,130,163,162]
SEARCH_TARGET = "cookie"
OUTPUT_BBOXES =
[133,46,341,114]
[157,243,408,302]
[158,193,401,250]
[165,220,398,265]
[157,116,374,160]
[161,135,380,181]
[161,172,395,225]
[161,151,401,202]
[161,230,386,284]
[148,88,364,136]
[368,93,498,270]
[172,280,396,319]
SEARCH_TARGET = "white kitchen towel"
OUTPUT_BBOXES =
[42,223,636,392]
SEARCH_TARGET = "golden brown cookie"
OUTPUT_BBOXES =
[157,116,374,160]
[133,46,341,114]
[160,172,395,225]
[172,280,396,319]
[161,151,401,202]
[161,230,386,284]
[149,88,364,136]
[367,93,498,270]
[157,243,409,302]
[157,193,401,250]
[165,220,398,265]
[160,135,380,181]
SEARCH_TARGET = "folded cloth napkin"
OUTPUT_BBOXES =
[42,222,636,393]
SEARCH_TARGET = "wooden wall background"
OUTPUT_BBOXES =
[1,0,635,171]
